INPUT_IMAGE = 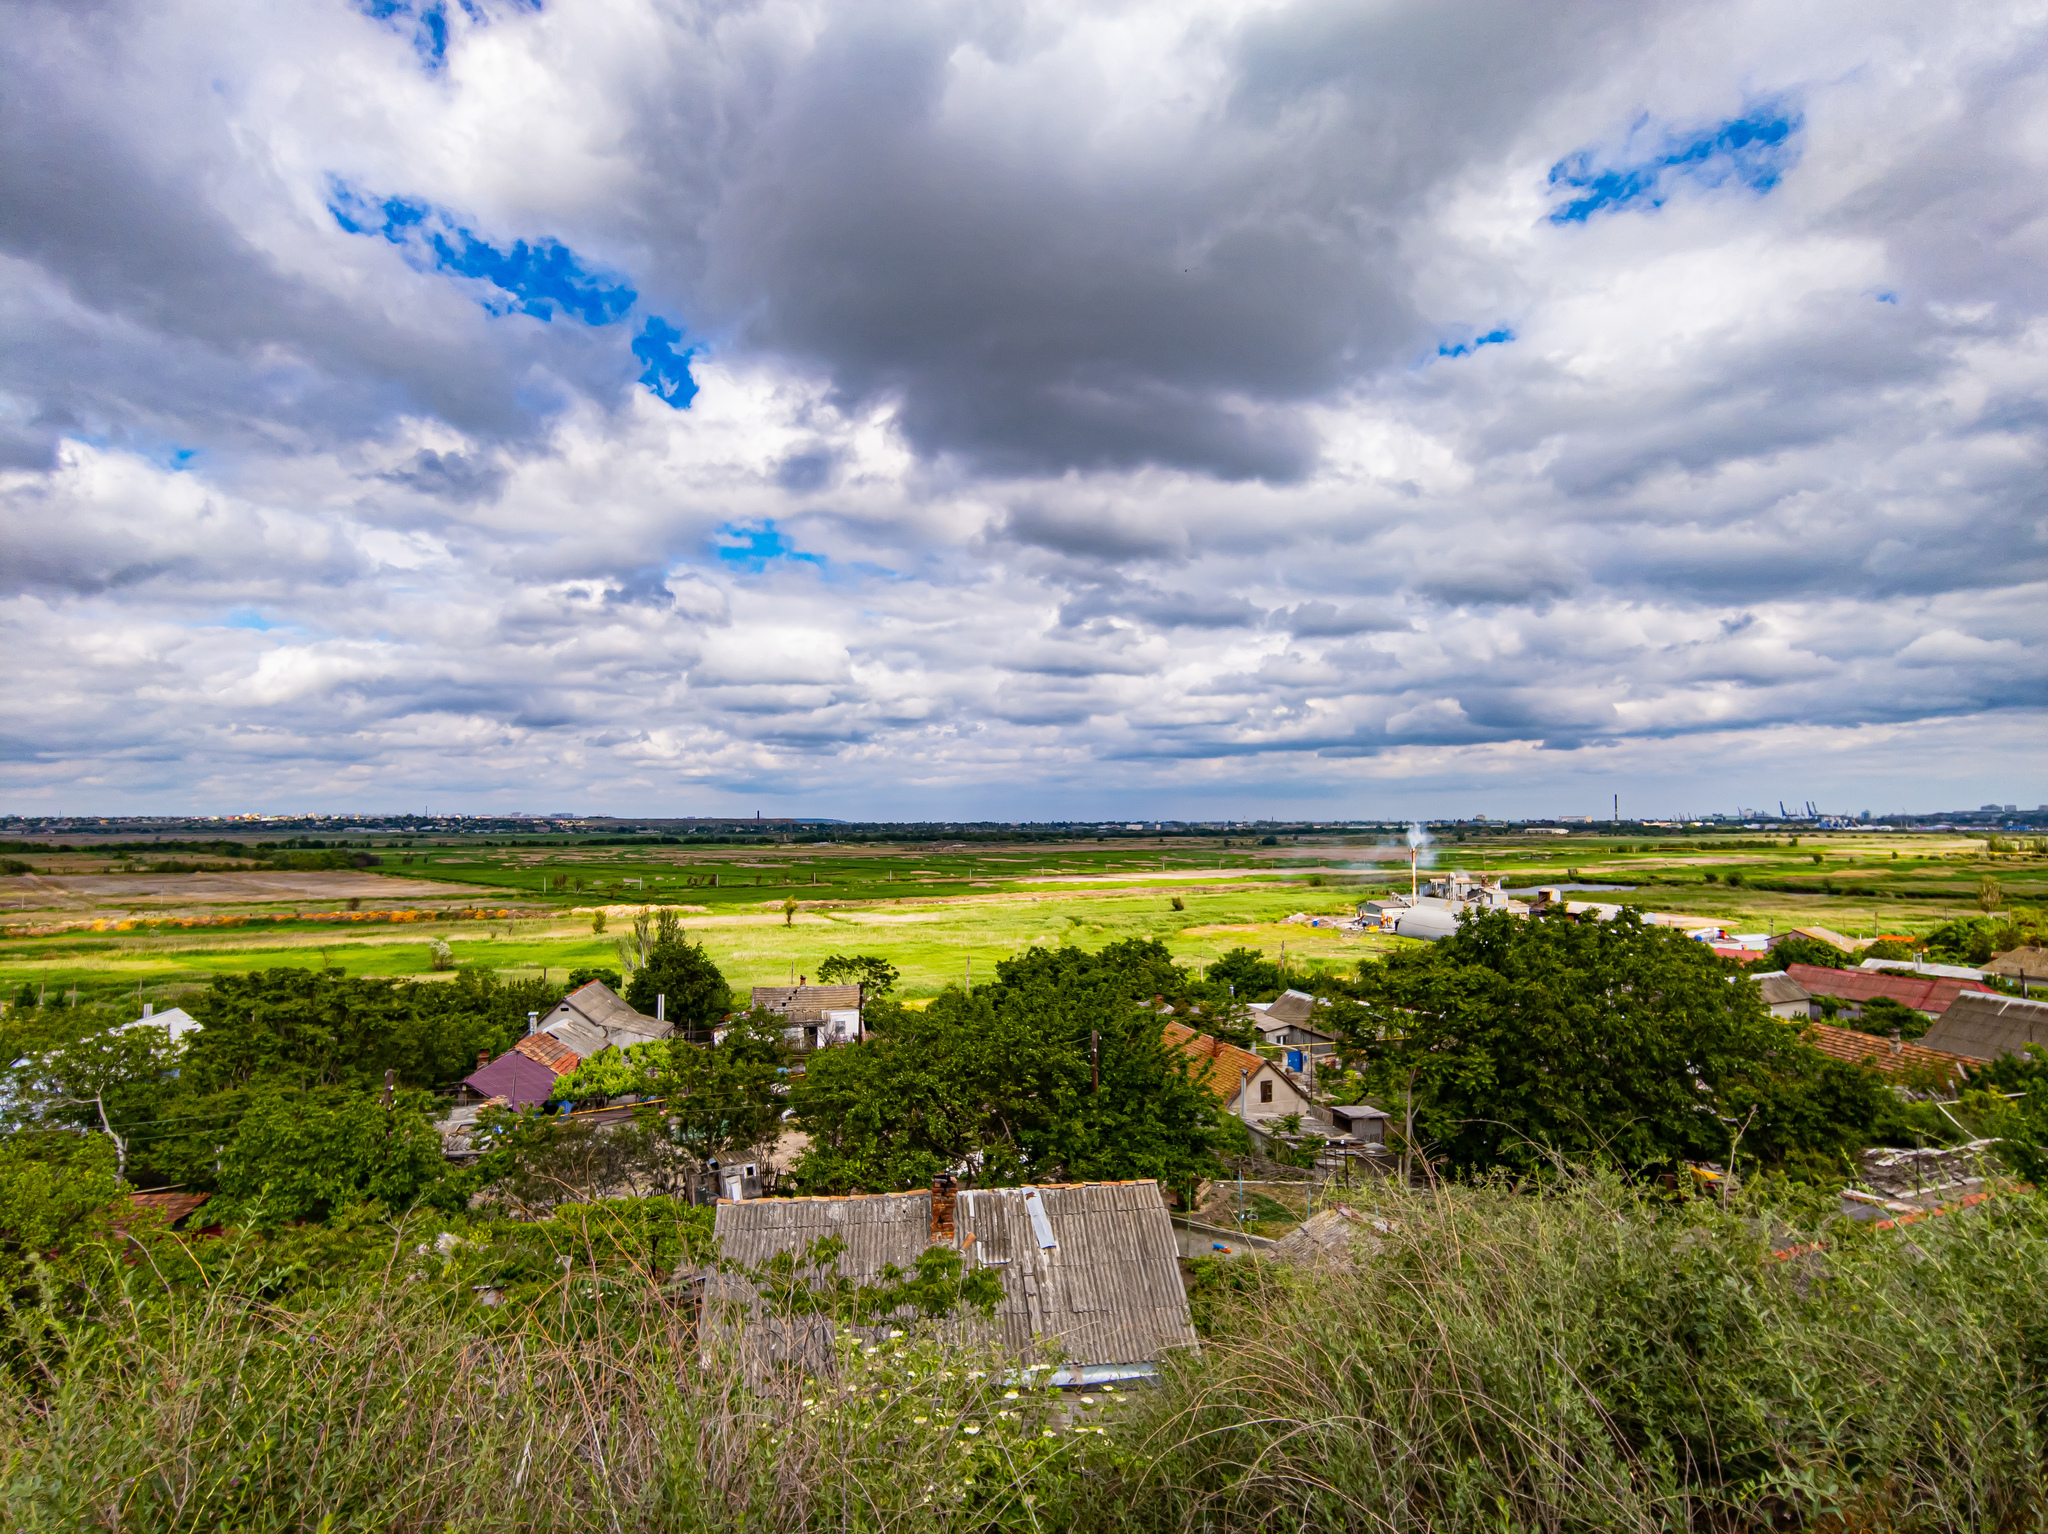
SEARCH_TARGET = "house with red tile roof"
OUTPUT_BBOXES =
[1162,1021,1314,1122]
[1800,1021,1970,1087]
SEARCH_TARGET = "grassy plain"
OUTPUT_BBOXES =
[3,830,2040,1008]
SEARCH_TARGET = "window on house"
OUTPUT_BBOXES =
[1260,1079,1274,1103]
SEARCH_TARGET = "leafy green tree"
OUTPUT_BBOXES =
[656,1011,790,1172]
[9,1023,179,1177]
[1206,946,1285,1001]
[0,1132,123,1296]
[213,1087,449,1227]
[815,953,900,996]
[1770,936,1850,971]
[1333,911,1893,1178]
[789,941,1225,1197]
[1847,995,1930,1041]
[565,967,622,993]
[548,1042,664,1105]
[183,967,557,1095]
[623,911,732,1039]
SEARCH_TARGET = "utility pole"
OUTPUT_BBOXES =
[1091,1030,1099,1094]
[382,1069,395,1111]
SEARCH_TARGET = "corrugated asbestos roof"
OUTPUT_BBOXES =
[1260,990,1318,1026]
[751,984,864,1023]
[539,981,666,1050]
[1986,947,2048,982]
[1785,964,1993,1016]
[1162,1022,1271,1103]
[1757,974,1812,1008]
[707,1181,1195,1370]
[1801,1021,1969,1081]
[1919,992,2048,1062]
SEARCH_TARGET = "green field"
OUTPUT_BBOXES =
[3,830,2040,1009]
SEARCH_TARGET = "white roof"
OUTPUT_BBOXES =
[115,1007,200,1044]
[1859,958,1987,981]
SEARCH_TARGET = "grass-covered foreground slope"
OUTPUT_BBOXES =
[5,1177,2043,1532]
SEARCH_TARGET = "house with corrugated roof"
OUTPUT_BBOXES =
[1918,992,2048,1062]
[1753,971,1813,1019]
[748,981,864,1049]
[702,1178,1195,1385]
[1985,947,2048,997]
[462,979,667,1108]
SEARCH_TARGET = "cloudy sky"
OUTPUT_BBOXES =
[3,0,2044,820]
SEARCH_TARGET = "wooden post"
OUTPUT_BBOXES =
[383,1069,395,1111]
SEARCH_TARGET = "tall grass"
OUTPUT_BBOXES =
[1116,1177,2048,1531]
[2,1180,2043,1531]
[0,1212,1092,1533]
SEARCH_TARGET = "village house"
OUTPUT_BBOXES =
[1800,1020,1970,1088]
[1248,988,1340,1068]
[462,979,665,1108]
[1985,946,2048,997]
[1753,971,1814,1019]
[701,1178,1196,1386]
[746,980,864,1049]
[1918,992,2048,1062]
[1784,964,1995,1024]
[1163,1021,1315,1125]
[115,1002,202,1045]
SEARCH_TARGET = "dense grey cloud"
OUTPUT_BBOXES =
[0,0,2043,817]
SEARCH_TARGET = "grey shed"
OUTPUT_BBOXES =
[703,1180,1195,1385]
[1918,991,2048,1062]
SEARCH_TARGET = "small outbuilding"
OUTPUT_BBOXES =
[703,1179,1196,1385]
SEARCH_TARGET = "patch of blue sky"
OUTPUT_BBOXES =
[222,610,275,632]
[714,522,826,572]
[355,1,450,71]
[327,181,635,325]
[632,317,699,409]
[1548,103,1800,224]
[1438,327,1514,359]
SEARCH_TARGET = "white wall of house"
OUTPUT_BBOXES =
[1227,1063,1315,1121]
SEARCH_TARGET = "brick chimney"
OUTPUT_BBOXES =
[477,1050,489,1070]
[929,1172,958,1242]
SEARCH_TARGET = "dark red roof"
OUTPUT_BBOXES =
[1786,964,1995,1017]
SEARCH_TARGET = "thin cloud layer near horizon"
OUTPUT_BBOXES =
[1,0,2043,820]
